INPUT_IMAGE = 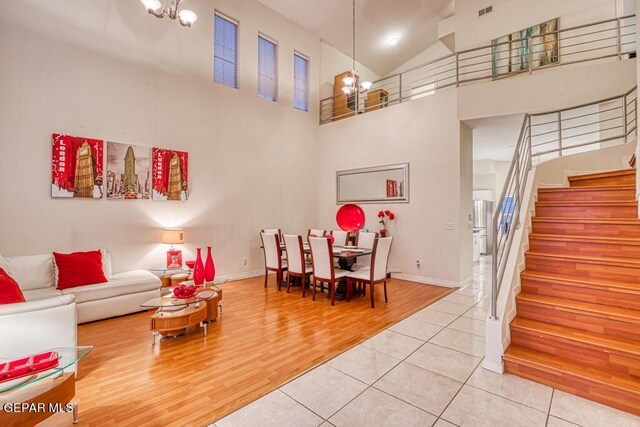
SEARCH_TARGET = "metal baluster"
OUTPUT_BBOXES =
[455,53,460,87]
[528,34,533,75]
[399,74,403,104]
[557,111,563,157]
[617,17,622,60]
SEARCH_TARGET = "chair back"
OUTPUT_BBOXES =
[283,234,305,274]
[262,228,282,240]
[330,230,348,246]
[308,229,326,237]
[309,237,334,281]
[370,237,393,281]
[260,233,282,269]
[355,231,378,266]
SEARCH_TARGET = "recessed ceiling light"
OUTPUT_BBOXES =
[387,36,400,46]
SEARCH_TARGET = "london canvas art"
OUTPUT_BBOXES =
[52,134,104,198]
[106,141,151,199]
[151,148,189,201]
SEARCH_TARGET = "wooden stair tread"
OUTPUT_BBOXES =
[511,318,640,355]
[532,217,640,224]
[504,345,640,393]
[568,169,636,181]
[536,201,638,207]
[517,293,640,324]
[521,271,640,294]
[529,234,640,246]
[526,251,640,267]
[539,185,636,193]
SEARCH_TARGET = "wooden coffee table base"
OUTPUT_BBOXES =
[150,302,208,344]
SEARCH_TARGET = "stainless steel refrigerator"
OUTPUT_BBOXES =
[473,200,494,255]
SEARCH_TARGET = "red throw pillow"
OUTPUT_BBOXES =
[53,250,107,290]
[0,268,26,304]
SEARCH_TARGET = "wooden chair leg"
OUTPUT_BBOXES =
[330,281,336,306]
[302,276,307,298]
[383,280,388,303]
[277,271,282,292]
[362,282,366,297]
[286,273,291,293]
[264,268,268,288]
[346,279,352,302]
[312,279,317,301]
[370,282,375,308]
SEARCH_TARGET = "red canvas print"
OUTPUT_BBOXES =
[151,148,189,201]
[52,134,104,198]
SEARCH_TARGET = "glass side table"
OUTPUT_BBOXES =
[0,346,93,425]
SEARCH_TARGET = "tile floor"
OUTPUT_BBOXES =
[213,258,640,427]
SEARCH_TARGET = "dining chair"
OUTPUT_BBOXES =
[283,234,313,296]
[346,237,393,308]
[260,232,287,291]
[262,228,287,260]
[330,230,349,246]
[309,237,349,306]
[307,229,326,237]
[351,231,378,271]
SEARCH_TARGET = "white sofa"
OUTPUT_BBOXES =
[0,251,161,324]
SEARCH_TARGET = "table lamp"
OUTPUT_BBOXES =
[161,228,184,268]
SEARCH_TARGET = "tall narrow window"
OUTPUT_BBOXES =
[214,13,238,88]
[258,35,277,101]
[294,53,309,111]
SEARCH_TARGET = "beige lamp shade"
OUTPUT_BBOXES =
[161,228,185,244]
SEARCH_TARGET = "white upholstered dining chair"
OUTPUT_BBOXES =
[346,237,393,308]
[283,234,313,296]
[351,231,378,271]
[330,230,349,246]
[309,237,349,306]
[307,229,326,238]
[260,232,287,291]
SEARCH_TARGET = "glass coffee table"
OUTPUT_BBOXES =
[141,279,227,345]
[0,347,93,425]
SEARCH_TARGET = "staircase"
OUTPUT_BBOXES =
[503,168,640,415]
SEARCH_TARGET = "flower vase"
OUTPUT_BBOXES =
[193,248,205,286]
[204,246,216,283]
[379,228,387,237]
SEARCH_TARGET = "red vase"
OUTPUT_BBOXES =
[379,228,387,237]
[193,248,205,286]
[204,246,215,283]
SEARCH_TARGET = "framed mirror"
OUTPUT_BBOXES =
[337,163,410,204]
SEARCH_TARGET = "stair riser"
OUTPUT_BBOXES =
[529,238,640,258]
[538,189,636,202]
[531,221,640,238]
[521,279,640,310]
[516,302,640,341]
[569,175,636,187]
[535,205,638,218]
[504,359,640,416]
[525,255,640,284]
[510,329,640,376]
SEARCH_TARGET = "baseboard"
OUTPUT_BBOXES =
[391,273,464,288]
[220,270,264,282]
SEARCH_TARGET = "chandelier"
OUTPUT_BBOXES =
[140,0,197,27]
[342,0,372,95]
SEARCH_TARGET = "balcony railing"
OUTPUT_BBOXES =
[320,14,636,124]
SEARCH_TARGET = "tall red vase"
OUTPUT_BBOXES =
[193,248,205,286]
[204,246,216,283]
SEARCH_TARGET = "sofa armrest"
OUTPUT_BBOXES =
[0,296,77,360]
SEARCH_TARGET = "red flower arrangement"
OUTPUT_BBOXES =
[378,210,395,237]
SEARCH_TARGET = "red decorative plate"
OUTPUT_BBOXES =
[336,204,365,232]
[0,351,59,383]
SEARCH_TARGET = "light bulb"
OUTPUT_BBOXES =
[178,9,198,26]
[387,36,400,46]
[343,76,355,86]
[342,86,352,95]
[141,0,162,12]
[360,81,372,91]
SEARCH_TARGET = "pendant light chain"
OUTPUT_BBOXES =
[352,0,356,74]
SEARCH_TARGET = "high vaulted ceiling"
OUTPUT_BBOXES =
[257,0,454,75]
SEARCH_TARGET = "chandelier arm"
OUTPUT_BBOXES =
[148,9,167,19]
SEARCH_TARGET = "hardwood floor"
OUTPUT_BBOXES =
[55,276,452,426]
[504,168,640,415]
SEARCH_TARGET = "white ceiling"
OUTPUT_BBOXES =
[467,114,526,162]
[257,0,454,75]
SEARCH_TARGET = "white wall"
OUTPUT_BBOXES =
[473,160,511,204]
[317,90,473,286]
[0,0,321,276]
[320,41,381,100]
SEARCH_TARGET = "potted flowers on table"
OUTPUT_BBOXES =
[377,210,395,237]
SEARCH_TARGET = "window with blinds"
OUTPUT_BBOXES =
[258,35,277,101]
[214,13,238,88]
[294,53,309,111]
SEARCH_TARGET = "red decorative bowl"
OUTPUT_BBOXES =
[173,284,197,299]
[185,260,196,269]
[336,204,365,232]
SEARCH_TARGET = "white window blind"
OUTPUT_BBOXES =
[214,13,238,88]
[294,53,309,111]
[258,35,277,101]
